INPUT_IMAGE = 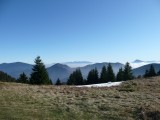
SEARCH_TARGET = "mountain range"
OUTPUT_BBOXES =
[130,59,160,68]
[0,62,33,78]
[133,63,160,76]
[46,61,92,68]
[0,60,160,83]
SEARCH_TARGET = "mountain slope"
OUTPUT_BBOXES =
[47,63,124,83]
[47,63,74,83]
[0,62,33,78]
[0,71,16,82]
[133,63,160,76]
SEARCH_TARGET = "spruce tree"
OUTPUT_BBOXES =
[106,63,115,82]
[100,66,107,83]
[94,68,99,84]
[123,62,134,81]
[55,78,62,85]
[144,70,149,78]
[17,72,28,83]
[116,68,124,81]
[87,68,99,84]
[67,69,84,85]
[143,65,157,78]
[87,69,94,85]
[148,65,156,77]
[30,56,52,85]
[75,69,84,85]
[67,73,75,85]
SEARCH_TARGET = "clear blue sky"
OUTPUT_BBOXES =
[0,0,160,64]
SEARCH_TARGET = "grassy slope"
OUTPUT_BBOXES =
[0,77,160,120]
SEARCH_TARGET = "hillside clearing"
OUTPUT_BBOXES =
[0,77,160,120]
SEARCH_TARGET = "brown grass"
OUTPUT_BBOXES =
[0,77,160,120]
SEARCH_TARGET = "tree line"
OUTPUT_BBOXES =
[1,56,160,85]
[58,63,160,85]
[65,62,134,85]
[16,60,160,85]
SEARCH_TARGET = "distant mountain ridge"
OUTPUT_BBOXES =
[0,62,160,83]
[0,62,33,78]
[46,61,92,68]
[64,61,92,64]
[0,62,124,83]
[133,63,160,77]
[47,63,74,83]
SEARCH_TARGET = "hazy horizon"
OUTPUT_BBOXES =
[0,0,160,64]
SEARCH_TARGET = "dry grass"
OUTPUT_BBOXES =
[0,77,160,120]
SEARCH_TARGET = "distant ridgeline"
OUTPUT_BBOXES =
[0,56,160,85]
[0,71,16,82]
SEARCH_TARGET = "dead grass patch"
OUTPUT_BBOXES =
[0,77,160,119]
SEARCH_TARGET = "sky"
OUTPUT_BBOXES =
[0,0,160,64]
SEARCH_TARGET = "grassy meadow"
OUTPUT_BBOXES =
[0,77,160,120]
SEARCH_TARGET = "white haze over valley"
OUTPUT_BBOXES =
[46,61,93,68]
[130,60,160,68]
[46,60,160,69]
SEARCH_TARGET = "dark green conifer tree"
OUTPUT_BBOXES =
[123,62,134,81]
[100,66,107,83]
[67,73,75,85]
[144,65,157,78]
[30,56,52,85]
[67,69,84,85]
[87,68,99,84]
[94,68,99,84]
[116,68,124,81]
[148,65,157,77]
[87,69,94,84]
[17,72,28,83]
[75,69,84,85]
[106,63,115,82]
[144,70,149,78]
[55,78,62,85]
